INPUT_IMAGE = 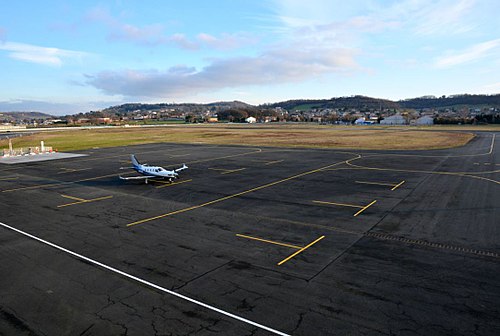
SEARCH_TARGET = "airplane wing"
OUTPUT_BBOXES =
[119,175,157,180]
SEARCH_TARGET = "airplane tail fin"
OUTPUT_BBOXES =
[175,163,188,173]
[131,154,141,168]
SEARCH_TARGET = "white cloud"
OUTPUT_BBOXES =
[83,0,497,101]
[0,41,89,66]
[86,6,167,46]
[271,0,480,39]
[271,0,375,28]
[85,1,367,100]
[434,38,500,68]
[109,23,166,46]
[85,7,257,50]
[86,46,359,99]
[197,32,258,50]
[167,33,198,50]
[411,0,476,36]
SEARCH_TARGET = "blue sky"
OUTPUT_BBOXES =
[0,0,499,115]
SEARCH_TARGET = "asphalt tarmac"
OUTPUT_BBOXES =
[0,131,498,335]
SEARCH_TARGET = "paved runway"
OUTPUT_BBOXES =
[0,131,498,335]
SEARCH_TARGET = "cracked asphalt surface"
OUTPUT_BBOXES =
[0,131,498,335]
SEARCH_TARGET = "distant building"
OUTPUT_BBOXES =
[245,116,257,123]
[355,117,375,125]
[262,116,277,123]
[415,115,434,125]
[380,113,406,125]
[97,117,112,124]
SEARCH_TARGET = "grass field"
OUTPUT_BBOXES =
[1,124,476,152]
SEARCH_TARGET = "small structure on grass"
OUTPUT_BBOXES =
[2,139,54,157]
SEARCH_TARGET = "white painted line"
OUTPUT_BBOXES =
[489,133,495,154]
[0,221,290,336]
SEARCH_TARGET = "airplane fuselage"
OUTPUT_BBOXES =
[134,165,178,179]
[120,155,187,184]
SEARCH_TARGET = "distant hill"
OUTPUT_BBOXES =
[4,94,499,122]
[399,94,500,109]
[265,96,400,111]
[99,101,254,116]
[0,111,55,122]
[205,101,255,109]
[65,94,500,122]
[264,94,500,111]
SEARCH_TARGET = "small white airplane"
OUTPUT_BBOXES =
[119,154,188,184]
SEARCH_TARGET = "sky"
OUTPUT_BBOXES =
[0,0,499,115]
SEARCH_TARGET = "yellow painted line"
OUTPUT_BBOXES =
[236,234,303,249]
[189,148,262,166]
[345,160,500,176]
[1,172,136,193]
[390,180,405,191]
[0,177,18,181]
[353,200,377,217]
[277,236,325,266]
[57,168,92,174]
[208,167,246,174]
[61,194,86,201]
[355,180,396,187]
[208,168,229,172]
[153,179,177,185]
[313,199,377,216]
[2,181,66,193]
[77,172,126,182]
[155,179,192,189]
[58,201,86,207]
[345,160,500,186]
[58,195,113,208]
[221,168,246,175]
[313,200,364,208]
[0,147,259,176]
[355,179,404,191]
[126,157,355,227]
[465,175,500,185]
[264,160,284,165]
[0,148,263,193]
[170,154,190,157]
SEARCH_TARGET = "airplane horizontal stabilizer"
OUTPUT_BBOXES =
[175,164,188,173]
